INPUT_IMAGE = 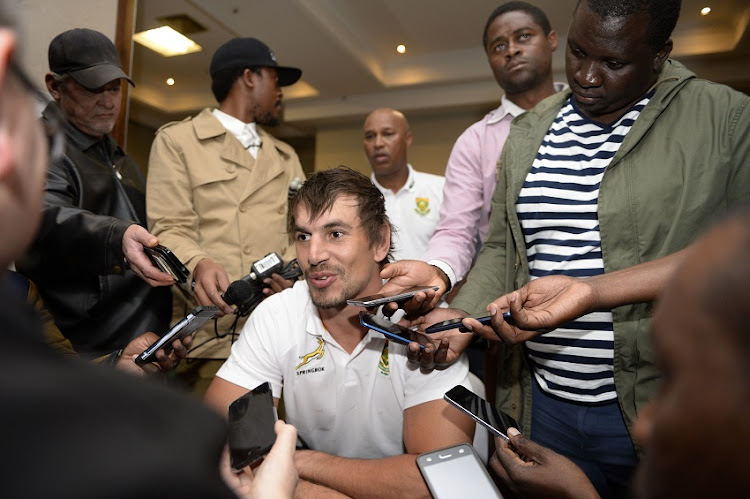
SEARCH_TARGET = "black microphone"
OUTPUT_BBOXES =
[224,253,284,308]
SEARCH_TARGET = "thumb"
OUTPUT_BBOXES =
[379,261,402,279]
[507,427,544,463]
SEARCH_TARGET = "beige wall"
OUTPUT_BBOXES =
[314,107,492,177]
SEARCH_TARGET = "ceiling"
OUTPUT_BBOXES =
[130,0,750,136]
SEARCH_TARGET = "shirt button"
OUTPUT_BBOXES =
[113,265,122,274]
[243,245,251,254]
[226,165,235,173]
[239,204,247,212]
[277,206,285,215]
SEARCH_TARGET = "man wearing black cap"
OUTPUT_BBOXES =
[17,28,173,358]
[147,37,305,392]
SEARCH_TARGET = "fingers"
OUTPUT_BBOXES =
[262,273,294,296]
[407,341,436,370]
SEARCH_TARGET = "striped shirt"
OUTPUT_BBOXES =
[516,94,652,403]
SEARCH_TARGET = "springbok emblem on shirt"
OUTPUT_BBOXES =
[296,338,326,370]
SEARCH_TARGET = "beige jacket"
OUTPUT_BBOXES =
[147,108,304,358]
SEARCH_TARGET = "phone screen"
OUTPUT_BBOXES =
[418,443,502,498]
[359,312,434,350]
[228,382,277,471]
[444,385,521,440]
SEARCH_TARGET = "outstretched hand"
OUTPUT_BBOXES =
[122,224,175,287]
[402,308,473,370]
[223,420,299,499]
[117,331,192,376]
[378,260,449,317]
[481,275,596,344]
[491,429,600,499]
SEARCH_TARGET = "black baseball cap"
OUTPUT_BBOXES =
[210,38,301,87]
[48,28,134,89]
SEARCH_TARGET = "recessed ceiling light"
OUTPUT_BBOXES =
[701,7,711,15]
[396,44,406,54]
[134,26,202,57]
[166,77,175,86]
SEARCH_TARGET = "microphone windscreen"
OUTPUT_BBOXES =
[224,279,255,306]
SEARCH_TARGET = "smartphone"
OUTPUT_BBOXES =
[425,312,511,334]
[347,285,439,308]
[228,382,277,472]
[359,312,434,350]
[144,244,190,284]
[134,305,218,366]
[444,385,521,441]
[417,443,502,499]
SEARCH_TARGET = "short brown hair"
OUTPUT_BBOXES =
[287,166,393,264]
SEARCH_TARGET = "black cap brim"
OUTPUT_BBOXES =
[68,63,135,90]
[277,66,302,87]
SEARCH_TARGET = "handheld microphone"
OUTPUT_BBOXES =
[224,253,283,308]
[223,254,303,316]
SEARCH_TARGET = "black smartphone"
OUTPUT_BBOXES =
[359,312,434,350]
[425,312,512,334]
[134,306,218,366]
[228,382,277,472]
[347,285,439,308]
[444,385,521,441]
[418,443,503,498]
[144,244,190,284]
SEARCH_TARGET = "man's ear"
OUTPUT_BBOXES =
[0,28,17,182]
[653,39,673,73]
[45,73,62,99]
[373,224,391,263]
[405,130,413,148]
[243,68,257,89]
[547,29,558,52]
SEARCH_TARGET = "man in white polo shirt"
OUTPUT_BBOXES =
[363,108,445,260]
[205,167,473,497]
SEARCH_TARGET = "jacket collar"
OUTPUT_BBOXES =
[44,101,119,156]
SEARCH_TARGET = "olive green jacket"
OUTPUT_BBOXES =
[451,60,750,445]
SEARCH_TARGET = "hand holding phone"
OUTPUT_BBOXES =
[228,382,277,471]
[426,312,512,334]
[418,443,503,498]
[359,312,434,350]
[144,244,190,284]
[444,385,521,441]
[135,306,218,366]
[347,285,439,308]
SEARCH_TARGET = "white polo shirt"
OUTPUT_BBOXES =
[217,281,470,459]
[371,164,445,260]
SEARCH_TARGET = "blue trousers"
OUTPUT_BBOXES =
[530,378,638,499]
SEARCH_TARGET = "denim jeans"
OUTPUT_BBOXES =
[530,377,638,499]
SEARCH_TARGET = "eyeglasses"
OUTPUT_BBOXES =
[8,60,66,164]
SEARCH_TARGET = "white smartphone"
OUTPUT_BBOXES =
[417,443,502,498]
[346,285,439,307]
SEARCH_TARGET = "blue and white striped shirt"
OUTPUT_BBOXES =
[516,94,652,403]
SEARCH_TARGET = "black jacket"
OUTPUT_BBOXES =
[17,102,171,357]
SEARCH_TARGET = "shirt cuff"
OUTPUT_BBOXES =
[427,259,457,291]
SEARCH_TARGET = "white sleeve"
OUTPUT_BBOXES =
[399,352,472,410]
[216,300,285,399]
